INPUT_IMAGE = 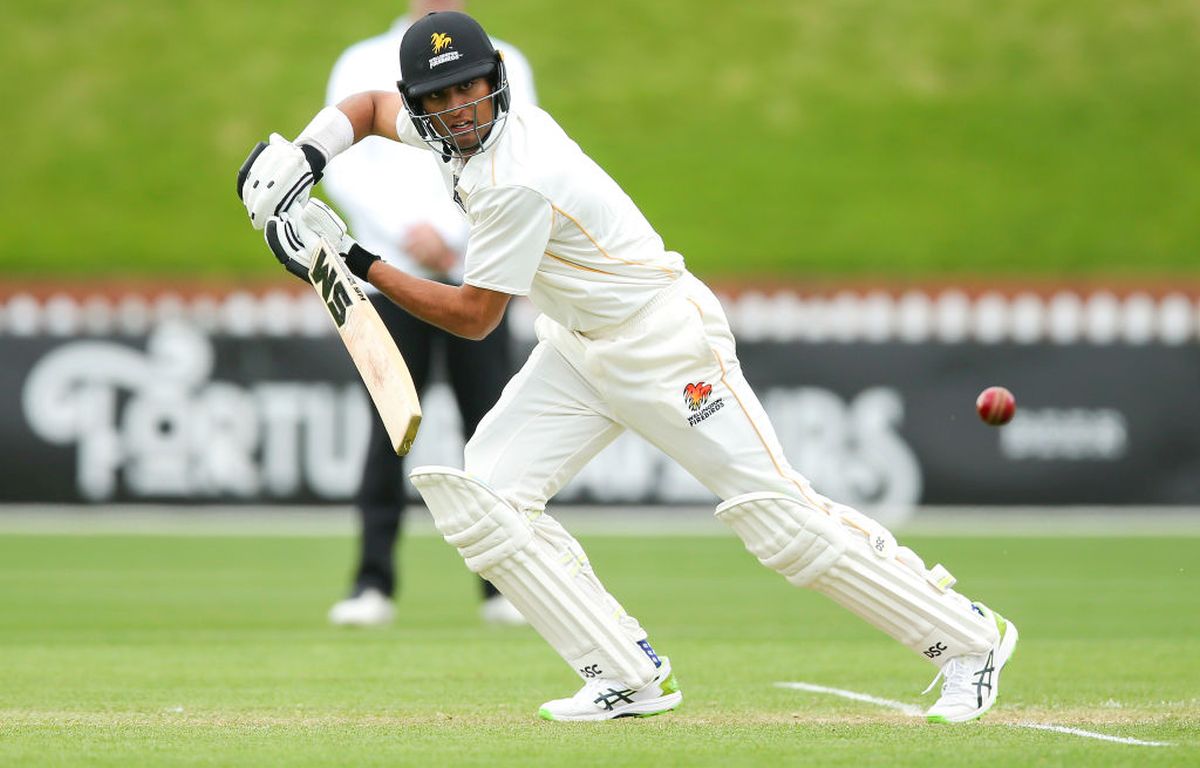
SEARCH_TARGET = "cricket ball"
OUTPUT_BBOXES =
[976,386,1016,426]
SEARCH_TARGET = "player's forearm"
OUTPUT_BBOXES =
[239,92,408,233]
[293,92,403,168]
[333,91,403,143]
[365,262,496,341]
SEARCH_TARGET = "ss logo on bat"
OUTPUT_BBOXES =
[310,250,351,327]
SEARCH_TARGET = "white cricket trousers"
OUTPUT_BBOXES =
[462,271,834,646]
[465,271,824,513]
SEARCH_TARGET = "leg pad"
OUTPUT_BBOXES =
[716,492,997,665]
[411,466,658,688]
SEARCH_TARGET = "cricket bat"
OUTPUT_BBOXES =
[307,237,421,455]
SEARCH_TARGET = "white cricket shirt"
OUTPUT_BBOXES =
[395,103,686,332]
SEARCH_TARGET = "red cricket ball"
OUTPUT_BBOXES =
[976,386,1016,426]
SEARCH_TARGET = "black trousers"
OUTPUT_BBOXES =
[351,292,513,599]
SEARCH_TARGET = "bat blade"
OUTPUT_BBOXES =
[307,238,421,455]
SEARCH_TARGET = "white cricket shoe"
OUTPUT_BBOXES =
[327,588,395,627]
[924,609,1019,723]
[479,594,528,626]
[537,657,681,721]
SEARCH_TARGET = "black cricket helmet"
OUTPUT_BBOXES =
[397,11,510,157]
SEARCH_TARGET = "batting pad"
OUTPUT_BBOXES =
[715,492,998,666]
[410,466,659,689]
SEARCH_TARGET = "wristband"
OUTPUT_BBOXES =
[297,106,355,168]
[299,144,328,177]
[344,243,381,282]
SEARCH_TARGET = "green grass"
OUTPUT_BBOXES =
[4,1,1200,280]
[0,531,1196,766]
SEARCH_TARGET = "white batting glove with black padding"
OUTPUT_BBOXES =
[264,199,353,281]
[237,133,328,230]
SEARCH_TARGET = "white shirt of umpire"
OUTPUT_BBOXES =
[321,17,537,289]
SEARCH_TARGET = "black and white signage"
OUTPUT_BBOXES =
[4,290,1199,508]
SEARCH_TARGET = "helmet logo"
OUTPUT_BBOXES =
[428,32,462,69]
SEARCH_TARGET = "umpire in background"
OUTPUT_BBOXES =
[321,0,536,626]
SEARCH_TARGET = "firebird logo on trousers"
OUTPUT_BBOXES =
[684,382,712,412]
[683,381,724,427]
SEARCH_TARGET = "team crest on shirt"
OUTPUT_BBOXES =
[683,381,724,426]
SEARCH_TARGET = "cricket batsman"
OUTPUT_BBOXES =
[237,11,1018,722]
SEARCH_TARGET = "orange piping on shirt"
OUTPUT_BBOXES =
[841,518,872,537]
[544,251,618,275]
[551,205,679,277]
[686,298,833,516]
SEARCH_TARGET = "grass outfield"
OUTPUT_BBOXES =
[5,1,1200,279]
[0,531,1196,766]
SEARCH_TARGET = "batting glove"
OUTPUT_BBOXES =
[237,134,328,230]
[264,199,354,281]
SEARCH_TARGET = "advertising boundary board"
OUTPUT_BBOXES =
[3,289,1198,510]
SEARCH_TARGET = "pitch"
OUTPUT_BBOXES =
[0,521,1195,766]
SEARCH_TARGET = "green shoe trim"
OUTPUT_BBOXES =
[537,707,556,721]
[927,713,984,724]
[660,673,680,695]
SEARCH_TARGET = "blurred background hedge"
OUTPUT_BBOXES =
[4,0,1198,280]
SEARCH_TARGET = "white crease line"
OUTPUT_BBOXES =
[776,681,1173,747]
[1014,722,1172,747]
[774,682,924,717]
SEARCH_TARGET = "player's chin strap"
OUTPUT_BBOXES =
[410,467,661,689]
[715,492,999,667]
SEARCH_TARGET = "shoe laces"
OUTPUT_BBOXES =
[575,667,666,704]
[921,655,972,697]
